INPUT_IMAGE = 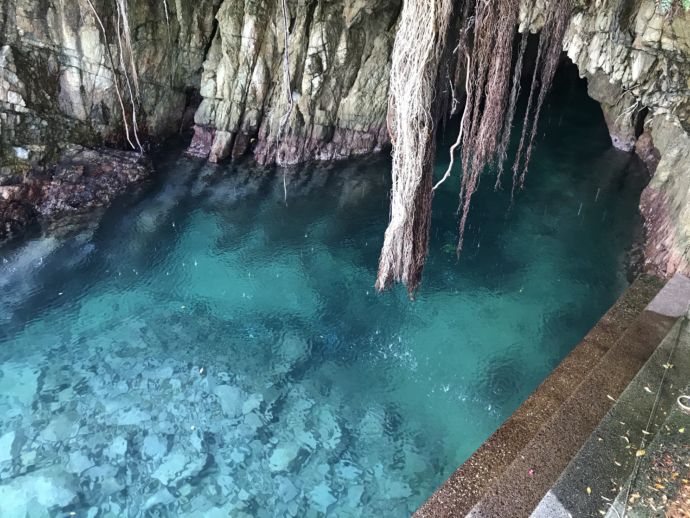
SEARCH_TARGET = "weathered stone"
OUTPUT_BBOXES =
[0,431,15,464]
[1,0,223,164]
[268,443,300,472]
[639,116,690,278]
[309,482,337,513]
[0,469,78,515]
[152,452,208,486]
[525,0,690,278]
[213,384,244,418]
[0,145,152,244]
[192,0,400,165]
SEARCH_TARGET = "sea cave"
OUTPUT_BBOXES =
[0,1,689,517]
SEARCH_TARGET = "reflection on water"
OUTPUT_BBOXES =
[0,82,647,516]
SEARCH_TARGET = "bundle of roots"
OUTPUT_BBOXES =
[375,0,454,294]
[377,0,573,293]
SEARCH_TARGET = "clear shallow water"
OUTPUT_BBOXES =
[0,79,647,517]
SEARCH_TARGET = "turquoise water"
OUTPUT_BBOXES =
[0,80,646,516]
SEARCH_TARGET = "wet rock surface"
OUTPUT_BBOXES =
[552,0,690,280]
[0,146,152,244]
[0,0,222,168]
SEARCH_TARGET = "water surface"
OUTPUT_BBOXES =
[0,79,646,517]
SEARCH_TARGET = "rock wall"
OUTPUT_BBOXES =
[0,0,222,180]
[189,0,400,165]
[538,0,690,277]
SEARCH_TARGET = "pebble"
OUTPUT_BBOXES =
[0,331,438,516]
[309,482,337,513]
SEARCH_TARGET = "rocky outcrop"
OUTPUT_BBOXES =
[1,0,400,171]
[524,0,690,278]
[0,0,222,177]
[639,117,690,276]
[1,0,220,241]
[1,0,689,279]
[189,0,400,165]
[562,1,689,150]
[0,146,151,242]
[568,1,690,278]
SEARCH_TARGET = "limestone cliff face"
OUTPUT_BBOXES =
[189,0,400,165]
[0,0,221,180]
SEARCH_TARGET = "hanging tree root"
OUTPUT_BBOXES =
[115,0,143,153]
[378,0,574,291]
[84,0,135,151]
[83,0,144,154]
[433,50,470,192]
[375,0,454,294]
[278,0,294,143]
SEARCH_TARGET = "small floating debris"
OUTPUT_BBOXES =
[635,449,646,457]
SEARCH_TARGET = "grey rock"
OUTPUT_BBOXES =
[213,384,244,418]
[268,444,300,472]
[309,482,337,513]
[0,431,15,464]
[152,451,208,486]
[142,435,168,460]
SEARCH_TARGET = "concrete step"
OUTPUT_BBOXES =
[532,313,690,517]
[462,275,690,517]
[415,274,667,518]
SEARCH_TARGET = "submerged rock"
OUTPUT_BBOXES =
[0,469,78,516]
[268,444,301,473]
[152,452,209,486]
[0,431,15,464]
[142,435,168,460]
[213,384,245,418]
[309,482,337,513]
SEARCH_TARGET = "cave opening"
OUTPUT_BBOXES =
[431,39,650,284]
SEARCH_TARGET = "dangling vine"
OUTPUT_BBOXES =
[82,0,143,154]
[378,0,574,292]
